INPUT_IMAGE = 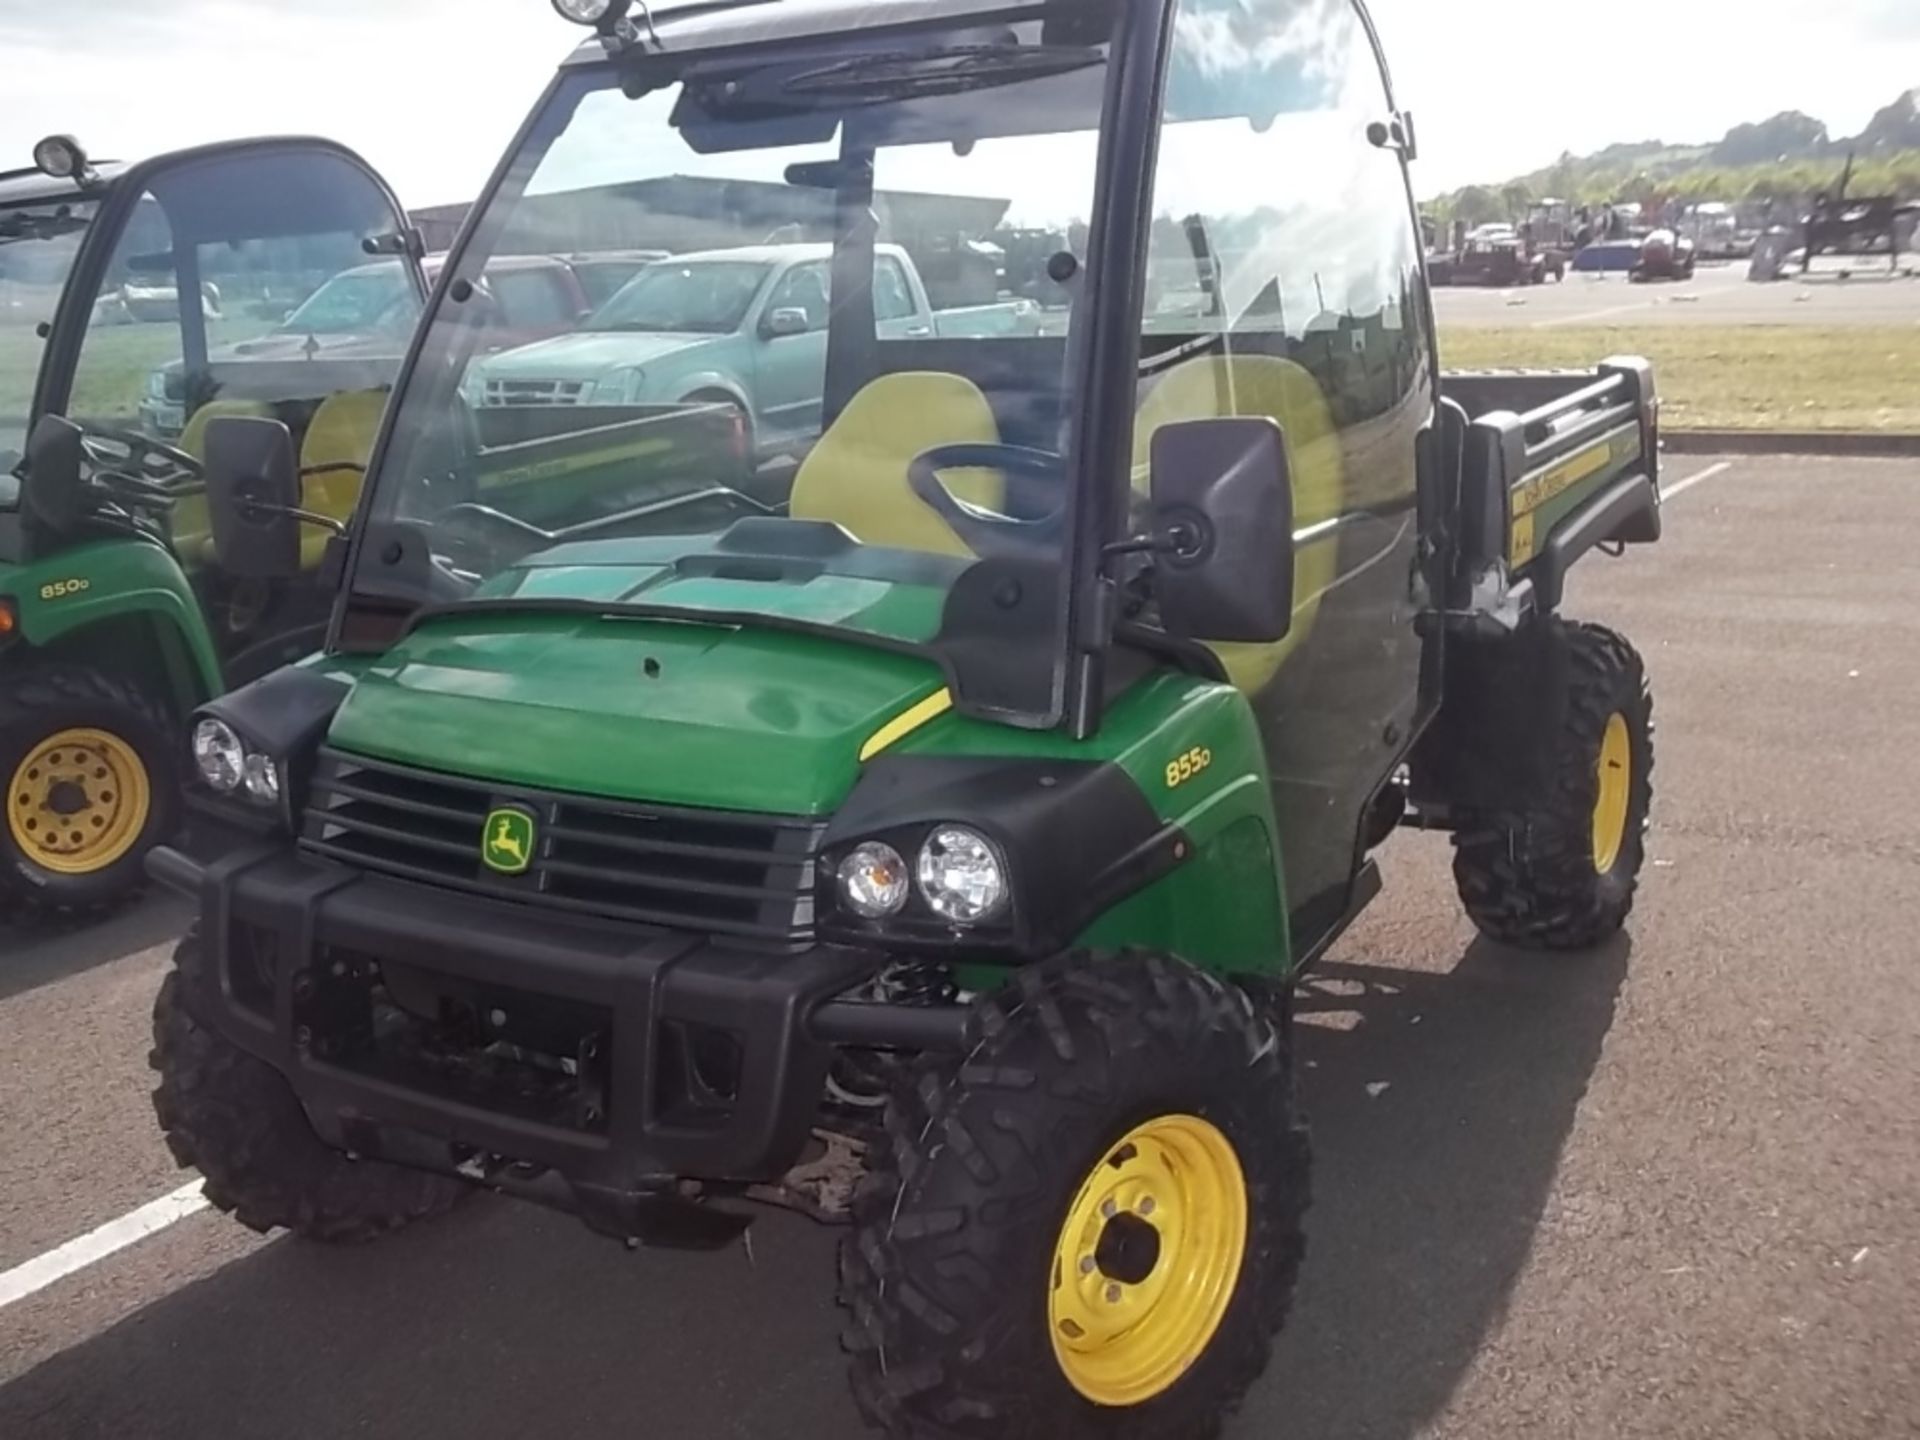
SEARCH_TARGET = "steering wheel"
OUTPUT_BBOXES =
[76,424,202,485]
[93,467,180,513]
[907,444,1066,559]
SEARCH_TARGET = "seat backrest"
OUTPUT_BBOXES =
[1130,351,1344,693]
[788,372,1005,559]
[298,389,387,568]
[172,399,277,565]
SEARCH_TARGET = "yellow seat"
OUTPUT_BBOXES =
[298,390,387,568]
[789,373,1005,558]
[1131,353,1343,694]
[172,399,276,565]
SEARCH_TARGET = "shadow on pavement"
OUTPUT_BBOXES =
[0,936,1625,1440]
[1256,935,1630,1439]
[0,891,192,1003]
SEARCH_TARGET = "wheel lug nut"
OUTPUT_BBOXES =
[1100,1198,1116,1219]
[1105,1284,1122,1303]
[1079,1256,1096,1275]
[1139,1197,1156,1216]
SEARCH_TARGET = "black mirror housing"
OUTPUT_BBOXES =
[205,416,302,579]
[1148,416,1294,644]
[19,414,88,536]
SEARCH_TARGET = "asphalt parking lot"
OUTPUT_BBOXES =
[3,453,1918,1439]
[1436,257,1920,329]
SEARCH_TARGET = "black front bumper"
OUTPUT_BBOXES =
[150,837,932,1212]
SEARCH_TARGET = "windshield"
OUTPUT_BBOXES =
[0,198,96,470]
[353,12,1111,721]
[281,263,417,335]
[586,260,767,333]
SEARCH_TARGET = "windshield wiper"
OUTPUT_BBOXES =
[780,44,1103,102]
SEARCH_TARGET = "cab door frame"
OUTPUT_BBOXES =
[29,136,422,428]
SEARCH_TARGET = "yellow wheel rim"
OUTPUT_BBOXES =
[1592,712,1632,874]
[7,727,152,876]
[1048,1114,1248,1408]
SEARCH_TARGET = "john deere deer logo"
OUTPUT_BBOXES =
[482,807,535,875]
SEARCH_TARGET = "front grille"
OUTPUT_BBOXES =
[301,749,823,945]
[482,377,588,407]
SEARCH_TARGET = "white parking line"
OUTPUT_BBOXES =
[1661,460,1734,503]
[1532,301,1651,329]
[0,1180,207,1310]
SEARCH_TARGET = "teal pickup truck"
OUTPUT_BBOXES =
[466,241,1041,460]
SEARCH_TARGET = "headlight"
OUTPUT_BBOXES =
[837,841,910,919]
[193,719,245,792]
[916,826,1008,925]
[242,752,282,806]
[146,369,170,400]
[589,368,645,405]
[552,0,614,23]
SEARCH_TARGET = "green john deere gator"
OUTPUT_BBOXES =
[148,0,1663,1434]
[0,134,425,913]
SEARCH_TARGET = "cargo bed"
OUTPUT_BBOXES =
[1436,359,1661,630]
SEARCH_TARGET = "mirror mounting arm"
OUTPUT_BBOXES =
[236,498,347,537]
[1099,521,1202,565]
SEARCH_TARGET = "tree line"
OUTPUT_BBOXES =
[1430,151,1920,229]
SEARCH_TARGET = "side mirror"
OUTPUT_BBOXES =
[204,416,302,579]
[1148,416,1294,644]
[763,306,811,338]
[19,415,89,535]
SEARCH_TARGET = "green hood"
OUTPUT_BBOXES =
[325,608,946,815]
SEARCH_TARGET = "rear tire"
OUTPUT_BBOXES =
[1452,620,1654,951]
[839,951,1309,1440]
[0,663,179,917]
[151,941,469,1242]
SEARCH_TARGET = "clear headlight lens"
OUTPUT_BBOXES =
[552,0,613,23]
[242,751,281,806]
[589,367,645,405]
[192,719,245,792]
[837,841,909,919]
[916,826,1007,925]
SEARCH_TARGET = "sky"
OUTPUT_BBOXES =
[1,0,1916,207]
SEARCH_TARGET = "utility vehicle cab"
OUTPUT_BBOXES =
[0,135,421,912]
[151,2,1662,1436]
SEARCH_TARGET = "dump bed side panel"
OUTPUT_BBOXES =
[1439,359,1660,625]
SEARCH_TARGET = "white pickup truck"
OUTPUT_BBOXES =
[465,241,1040,458]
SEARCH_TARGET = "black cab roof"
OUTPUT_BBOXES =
[559,0,1043,64]
[0,162,126,211]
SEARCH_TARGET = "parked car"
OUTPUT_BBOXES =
[1630,228,1698,283]
[466,241,1040,458]
[562,249,670,308]
[1452,222,1563,286]
[1680,202,1739,259]
[138,253,589,436]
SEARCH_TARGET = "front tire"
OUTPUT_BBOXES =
[0,663,179,916]
[151,943,469,1242]
[840,951,1309,1440]
[1452,620,1654,951]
